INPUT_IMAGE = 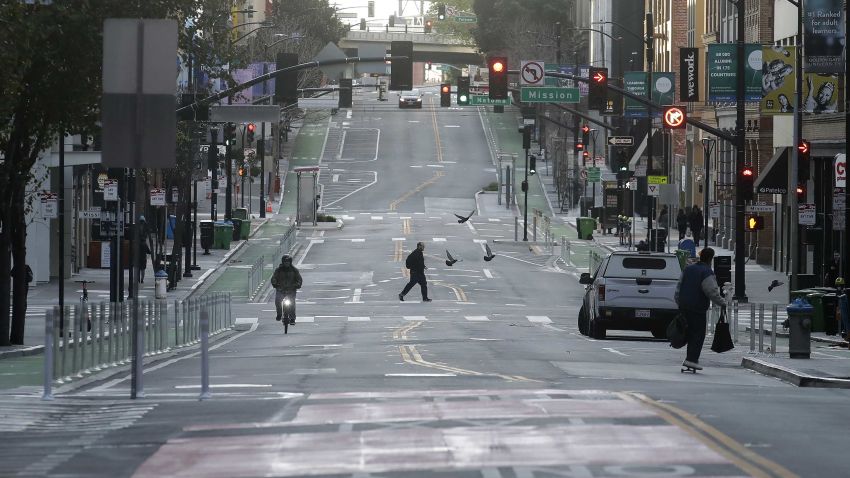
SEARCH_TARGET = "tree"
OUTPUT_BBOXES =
[0,0,243,345]
[427,0,476,43]
[471,0,573,57]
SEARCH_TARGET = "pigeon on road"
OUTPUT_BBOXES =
[454,210,475,223]
[445,250,460,266]
[768,279,785,292]
[483,243,495,262]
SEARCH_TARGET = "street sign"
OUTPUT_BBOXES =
[453,15,477,23]
[244,148,257,161]
[587,167,601,183]
[836,154,846,187]
[150,188,166,206]
[746,205,775,213]
[709,201,720,218]
[520,61,545,86]
[580,169,588,180]
[607,136,634,146]
[647,184,660,196]
[520,87,580,103]
[104,180,119,201]
[647,175,668,184]
[469,95,510,106]
[798,203,816,225]
[634,164,647,177]
[662,105,687,129]
[80,208,102,220]
[594,157,605,167]
[40,192,58,219]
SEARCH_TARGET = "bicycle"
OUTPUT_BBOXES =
[277,291,296,334]
[73,280,95,333]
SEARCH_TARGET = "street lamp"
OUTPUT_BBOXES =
[700,138,716,247]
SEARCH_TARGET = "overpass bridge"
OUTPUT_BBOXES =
[338,30,481,66]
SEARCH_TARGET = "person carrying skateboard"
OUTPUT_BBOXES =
[674,247,726,370]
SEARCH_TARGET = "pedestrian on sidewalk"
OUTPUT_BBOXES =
[657,205,669,230]
[399,242,431,302]
[835,278,849,339]
[138,242,151,283]
[674,247,726,370]
[689,206,704,247]
[676,209,688,240]
[11,263,33,296]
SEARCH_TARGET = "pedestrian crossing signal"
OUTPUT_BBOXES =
[745,215,764,231]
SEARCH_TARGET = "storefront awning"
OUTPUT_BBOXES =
[755,147,789,194]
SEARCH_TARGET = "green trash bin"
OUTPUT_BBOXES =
[674,250,689,270]
[239,218,250,239]
[233,208,249,220]
[577,217,596,240]
[806,292,826,333]
[213,221,233,249]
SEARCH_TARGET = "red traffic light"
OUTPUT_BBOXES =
[796,184,805,195]
[441,85,450,94]
[425,20,432,27]
[576,143,584,150]
[581,125,590,134]
[741,166,754,177]
[797,141,810,155]
[247,123,256,133]
[662,106,687,129]
[582,151,589,158]
[491,60,505,73]
[592,70,607,83]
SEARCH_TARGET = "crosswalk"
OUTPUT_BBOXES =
[275,314,554,324]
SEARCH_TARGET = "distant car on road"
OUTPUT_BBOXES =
[398,89,423,108]
[578,251,683,339]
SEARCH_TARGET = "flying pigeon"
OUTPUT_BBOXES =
[767,279,785,292]
[483,243,495,262]
[445,250,460,267]
[454,210,475,223]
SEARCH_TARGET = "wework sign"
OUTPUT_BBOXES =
[679,48,699,102]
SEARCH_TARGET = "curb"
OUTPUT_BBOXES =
[743,326,847,346]
[741,357,850,388]
[0,344,44,360]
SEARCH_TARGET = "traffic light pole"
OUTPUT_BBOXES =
[645,13,654,241]
[733,0,747,301]
[225,122,233,221]
[790,0,803,290]
[260,122,266,218]
[523,147,530,242]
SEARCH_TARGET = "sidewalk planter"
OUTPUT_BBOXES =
[200,221,214,254]
[213,221,233,249]
[786,298,814,358]
[576,217,595,240]
[232,208,249,220]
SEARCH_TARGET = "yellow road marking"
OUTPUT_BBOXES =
[388,170,445,210]
[429,95,443,163]
[402,218,412,235]
[393,240,403,262]
[393,320,424,340]
[625,393,799,478]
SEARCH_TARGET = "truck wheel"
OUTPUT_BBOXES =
[578,306,589,336]
[590,319,606,340]
[651,327,667,339]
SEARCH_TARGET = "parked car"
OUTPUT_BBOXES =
[578,251,683,339]
[398,89,423,108]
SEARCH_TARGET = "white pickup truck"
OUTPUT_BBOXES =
[578,251,683,339]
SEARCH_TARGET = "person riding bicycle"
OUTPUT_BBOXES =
[271,255,302,324]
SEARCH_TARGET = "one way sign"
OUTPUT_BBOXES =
[647,184,660,196]
[607,136,634,146]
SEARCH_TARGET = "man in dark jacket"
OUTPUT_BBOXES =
[689,206,704,247]
[271,255,303,323]
[674,247,726,369]
[399,242,431,302]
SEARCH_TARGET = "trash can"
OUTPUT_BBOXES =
[213,221,233,249]
[805,291,826,333]
[785,298,814,358]
[674,250,689,270]
[238,217,250,239]
[822,292,839,336]
[577,217,596,240]
[232,208,249,220]
[200,221,214,254]
[154,269,168,299]
[230,218,243,241]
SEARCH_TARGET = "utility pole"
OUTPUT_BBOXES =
[845,0,850,281]
[645,12,654,239]
[733,0,747,301]
[591,129,599,209]
[225,122,233,220]
[260,122,266,218]
[210,127,219,221]
[555,22,562,64]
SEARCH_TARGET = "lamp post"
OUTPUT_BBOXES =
[590,129,599,210]
[701,138,716,247]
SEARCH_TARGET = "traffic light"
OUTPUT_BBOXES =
[440,83,451,107]
[238,165,245,177]
[745,215,765,231]
[522,125,531,150]
[226,123,237,145]
[581,124,590,149]
[456,77,470,105]
[425,61,432,70]
[588,67,608,111]
[339,78,352,108]
[488,56,508,100]
[275,52,299,105]
[739,164,754,201]
[796,183,806,201]
[662,105,687,129]
[797,139,811,181]
[424,20,433,33]
[529,155,537,175]
[437,4,446,20]
[390,41,413,91]
[360,18,366,30]
[367,0,374,17]
[246,123,256,144]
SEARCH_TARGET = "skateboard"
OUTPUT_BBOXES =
[681,365,699,373]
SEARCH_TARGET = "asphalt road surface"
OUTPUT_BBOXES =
[5,89,850,478]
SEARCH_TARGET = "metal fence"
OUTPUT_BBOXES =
[276,222,297,261]
[589,249,604,274]
[248,255,265,300]
[43,292,232,390]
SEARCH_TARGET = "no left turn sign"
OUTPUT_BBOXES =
[520,60,545,86]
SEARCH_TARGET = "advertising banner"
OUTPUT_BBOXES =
[804,0,845,73]
[803,73,841,113]
[679,48,700,102]
[708,44,762,101]
[623,72,675,117]
[761,46,796,115]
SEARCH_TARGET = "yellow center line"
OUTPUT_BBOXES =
[388,170,445,211]
[429,95,443,163]
[624,393,799,478]
[393,240,402,262]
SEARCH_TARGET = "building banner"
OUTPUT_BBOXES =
[803,73,841,113]
[708,44,762,101]
[623,72,675,118]
[804,0,845,73]
[679,48,700,102]
[761,46,796,115]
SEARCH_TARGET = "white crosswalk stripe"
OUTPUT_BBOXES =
[270,315,553,324]
[526,315,552,323]
[464,315,490,321]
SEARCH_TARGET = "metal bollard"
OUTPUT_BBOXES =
[52,306,61,384]
[732,301,739,344]
[771,304,778,356]
[133,299,146,398]
[532,216,537,242]
[199,308,211,400]
[749,303,756,354]
[42,309,54,401]
[71,305,80,378]
[514,216,518,241]
[758,303,765,353]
